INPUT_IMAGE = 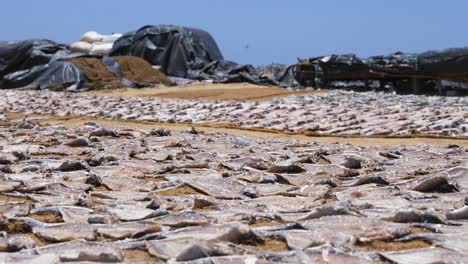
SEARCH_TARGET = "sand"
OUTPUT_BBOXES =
[89,83,322,101]
[113,56,175,87]
[353,239,431,252]
[29,212,64,224]
[68,57,124,90]
[67,56,174,90]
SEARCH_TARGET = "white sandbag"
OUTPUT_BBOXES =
[70,41,93,53]
[101,33,123,43]
[90,43,113,55]
[80,31,104,43]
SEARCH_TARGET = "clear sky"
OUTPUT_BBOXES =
[2,0,468,65]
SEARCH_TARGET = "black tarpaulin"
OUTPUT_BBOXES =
[0,39,84,90]
[365,48,468,79]
[110,25,223,78]
[0,38,168,91]
[101,56,135,87]
[32,61,85,91]
[2,26,465,91]
[111,25,299,87]
[2,60,85,91]
[0,39,70,77]
[256,64,299,87]
[301,54,370,81]
[418,47,468,77]
[366,52,418,74]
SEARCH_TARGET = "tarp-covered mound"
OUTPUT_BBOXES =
[0,39,70,78]
[0,26,299,89]
[366,47,468,79]
[111,25,299,87]
[1,61,85,91]
[256,64,298,87]
[111,25,223,78]
[418,47,468,77]
[188,60,297,86]
[0,39,174,91]
[307,54,369,80]
[366,52,418,74]
[0,39,84,90]
[300,48,468,87]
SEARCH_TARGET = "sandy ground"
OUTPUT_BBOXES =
[11,113,468,148]
[89,83,321,101]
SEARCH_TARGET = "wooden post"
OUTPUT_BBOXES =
[435,80,443,96]
[411,78,421,94]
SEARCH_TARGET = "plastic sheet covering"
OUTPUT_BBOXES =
[325,54,367,74]
[366,52,418,74]
[111,25,223,78]
[34,61,85,91]
[111,25,299,87]
[1,64,51,89]
[2,60,84,91]
[315,54,366,67]
[0,39,70,77]
[187,60,298,87]
[188,60,265,84]
[418,47,468,77]
[364,48,468,79]
[303,54,370,80]
[256,64,299,87]
[0,39,78,89]
[101,56,134,87]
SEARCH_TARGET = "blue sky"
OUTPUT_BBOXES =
[2,0,468,65]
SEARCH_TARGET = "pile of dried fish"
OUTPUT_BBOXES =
[0,118,467,263]
[1,89,467,136]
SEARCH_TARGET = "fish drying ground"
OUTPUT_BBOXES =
[0,114,467,263]
[1,89,467,137]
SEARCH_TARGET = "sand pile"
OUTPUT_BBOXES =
[114,56,175,86]
[68,56,173,90]
[68,57,124,90]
